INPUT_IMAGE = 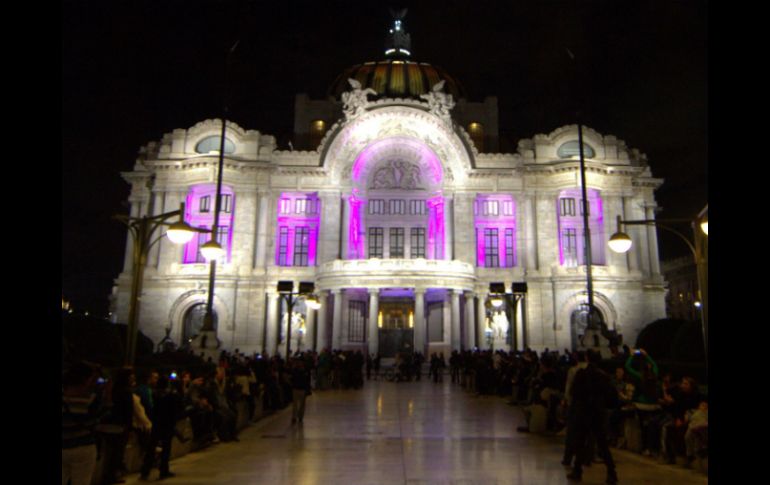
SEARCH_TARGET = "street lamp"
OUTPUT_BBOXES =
[115,203,205,366]
[277,281,320,357]
[194,39,240,358]
[608,212,709,358]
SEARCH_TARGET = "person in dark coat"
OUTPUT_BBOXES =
[140,375,183,480]
[566,350,619,484]
[290,358,312,423]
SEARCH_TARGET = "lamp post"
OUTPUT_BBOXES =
[277,281,321,358]
[115,203,204,366]
[194,40,241,358]
[608,212,709,358]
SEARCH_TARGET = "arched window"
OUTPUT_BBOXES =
[195,136,236,154]
[557,140,595,159]
[182,304,217,344]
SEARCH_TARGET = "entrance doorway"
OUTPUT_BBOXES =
[378,298,414,357]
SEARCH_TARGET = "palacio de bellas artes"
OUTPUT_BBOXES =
[109,14,668,362]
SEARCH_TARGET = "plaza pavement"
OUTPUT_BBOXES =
[124,378,709,484]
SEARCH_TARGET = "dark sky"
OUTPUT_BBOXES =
[62,0,708,317]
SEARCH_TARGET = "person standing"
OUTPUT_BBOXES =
[290,358,311,424]
[99,368,135,485]
[566,350,619,484]
[62,362,104,485]
[140,375,182,480]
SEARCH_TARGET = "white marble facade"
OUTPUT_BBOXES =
[111,96,666,357]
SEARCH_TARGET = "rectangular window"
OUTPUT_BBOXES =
[502,200,514,216]
[279,199,292,214]
[368,227,384,258]
[293,226,309,266]
[199,196,210,213]
[368,199,385,214]
[296,198,307,214]
[560,198,576,216]
[410,227,425,258]
[563,228,578,267]
[219,194,232,213]
[483,200,499,216]
[484,228,499,267]
[195,231,209,263]
[390,227,404,258]
[348,301,367,342]
[278,227,289,266]
[389,199,405,215]
[579,199,590,216]
[216,226,228,245]
[505,228,514,267]
[409,199,426,215]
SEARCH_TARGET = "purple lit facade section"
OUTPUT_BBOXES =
[348,195,365,259]
[556,188,605,266]
[275,192,321,266]
[183,184,235,263]
[426,196,445,259]
[474,194,516,268]
[351,138,443,186]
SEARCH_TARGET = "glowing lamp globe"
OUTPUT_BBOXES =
[700,216,708,236]
[490,296,504,308]
[166,221,196,244]
[305,295,322,310]
[200,240,224,261]
[608,232,633,253]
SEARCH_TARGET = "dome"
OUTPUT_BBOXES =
[328,59,466,101]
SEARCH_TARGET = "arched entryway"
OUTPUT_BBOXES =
[182,303,218,345]
[569,303,605,350]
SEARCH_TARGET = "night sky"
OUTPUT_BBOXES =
[62,0,707,318]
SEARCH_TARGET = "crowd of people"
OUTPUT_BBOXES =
[440,345,708,482]
[64,344,707,485]
[62,347,375,485]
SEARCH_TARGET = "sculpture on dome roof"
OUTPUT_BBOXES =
[342,78,377,121]
[420,80,455,125]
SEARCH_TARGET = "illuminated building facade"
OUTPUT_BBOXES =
[111,18,666,356]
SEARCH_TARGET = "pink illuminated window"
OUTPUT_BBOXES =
[275,192,320,267]
[183,185,235,264]
[557,189,605,266]
[475,194,516,268]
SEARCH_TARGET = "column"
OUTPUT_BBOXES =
[444,195,454,260]
[465,292,475,349]
[304,304,315,352]
[331,289,343,350]
[318,192,341,263]
[523,193,537,271]
[368,288,379,355]
[622,196,640,272]
[476,290,487,349]
[645,205,661,275]
[315,292,329,351]
[414,288,426,354]
[604,195,627,270]
[341,195,350,259]
[158,191,184,269]
[149,190,165,268]
[451,290,461,351]
[265,292,279,356]
[254,191,270,268]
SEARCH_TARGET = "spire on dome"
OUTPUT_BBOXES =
[385,8,411,58]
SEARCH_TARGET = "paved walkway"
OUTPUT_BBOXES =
[125,379,708,484]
